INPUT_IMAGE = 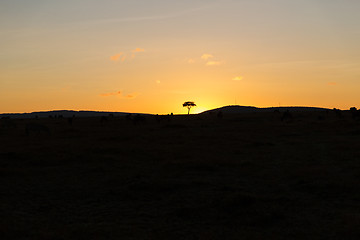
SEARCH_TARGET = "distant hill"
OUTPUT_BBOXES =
[0,110,136,119]
[0,106,334,119]
[202,105,331,114]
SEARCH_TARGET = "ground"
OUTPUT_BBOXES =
[1,111,360,239]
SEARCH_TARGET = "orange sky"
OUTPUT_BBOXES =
[1,0,359,114]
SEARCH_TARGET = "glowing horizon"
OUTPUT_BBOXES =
[1,0,359,114]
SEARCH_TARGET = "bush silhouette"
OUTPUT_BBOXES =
[350,107,359,119]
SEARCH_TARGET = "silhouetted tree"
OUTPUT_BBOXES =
[183,101,196,115]
[333,108,342,118]
[350,107,359,119]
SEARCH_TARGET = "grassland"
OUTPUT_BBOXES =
[1,111,360,239]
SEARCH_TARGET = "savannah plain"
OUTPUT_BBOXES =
[1,109,360,239]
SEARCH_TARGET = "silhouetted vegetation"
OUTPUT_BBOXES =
[155,114,172,123]
[183,101,196,114]
[350,107,360,120]
[25,123,50,135]
[132,114,146,125]
[281,110,293,122]
[1,109,360,239]
[0,117,17,129]
[67,116,74,125]
[333,108,343,118]
[100,116,108,124]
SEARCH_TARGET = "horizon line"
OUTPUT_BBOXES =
[0,105,351,116]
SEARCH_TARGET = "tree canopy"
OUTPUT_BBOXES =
[183,101,196,114]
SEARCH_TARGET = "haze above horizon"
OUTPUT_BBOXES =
[1,0,359,114]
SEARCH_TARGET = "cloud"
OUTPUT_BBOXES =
[187,59,195,64]
[132,48,145,53]
[206,61,223,66]
[110,53,124,61]
[130,48,144,59]
[200,54,224,66]
[327,82,337,86]
[232,76,243,81]
[201,54,214,60]
[100,91,139,99]
[124,92,140,99]
[110,48,144,62]
[100,91,122,97]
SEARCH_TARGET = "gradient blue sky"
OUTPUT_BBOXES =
[1,0,359,113]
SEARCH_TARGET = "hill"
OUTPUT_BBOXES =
[1,106,333,119]
[0,110,140,119]
[202,105,331,114]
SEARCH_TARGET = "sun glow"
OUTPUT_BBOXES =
[191,107,208,114]
[1,1,359,114]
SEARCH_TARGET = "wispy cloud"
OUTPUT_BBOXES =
[327,82,337,86]
[206,61,223,66]
[187,53,225,66]
[124,92,140,99]
[132,48,145,53]
[111,48,144,62]
[110,53,124,62]
[201,54,214,60]
[100,91,139,99]
[232,76,243,81]
[200,53,224,66]
[100,91,122,97]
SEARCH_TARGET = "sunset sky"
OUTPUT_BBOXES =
[1,0,359,114]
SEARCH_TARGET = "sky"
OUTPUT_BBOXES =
[1,0,359,114]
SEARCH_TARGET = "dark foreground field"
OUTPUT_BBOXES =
[1,111,360,239]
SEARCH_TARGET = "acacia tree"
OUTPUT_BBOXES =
[183,101,196,115]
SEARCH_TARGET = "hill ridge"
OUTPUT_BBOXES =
[201,105,331,114]
[1,105,334,118]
